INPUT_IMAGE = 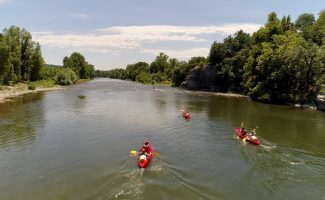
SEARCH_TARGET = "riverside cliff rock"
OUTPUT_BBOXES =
[181,65,216,90]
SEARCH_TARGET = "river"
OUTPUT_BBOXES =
[0,78,325,200]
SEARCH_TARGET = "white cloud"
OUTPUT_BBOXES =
[33,24,261,50]
[142,47,210,59]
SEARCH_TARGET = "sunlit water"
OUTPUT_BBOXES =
[0,78,325,200]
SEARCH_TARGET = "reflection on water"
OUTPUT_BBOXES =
[0,93,44,151]
[0,78,325,200]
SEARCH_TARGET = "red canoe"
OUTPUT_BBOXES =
[137,142,153,168]
[182,112,191,120]
[234,128,260,145]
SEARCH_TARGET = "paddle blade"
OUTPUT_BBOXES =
[153,151,160,157]
[130,150,137,155]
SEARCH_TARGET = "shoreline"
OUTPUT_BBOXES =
[186,90,249,98]
[0,83,63,103]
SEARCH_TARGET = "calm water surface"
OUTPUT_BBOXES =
[0,78,325,200]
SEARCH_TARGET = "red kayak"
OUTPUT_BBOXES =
[234,128,260,145]
[182,112,191,120]
[137,142,153,168]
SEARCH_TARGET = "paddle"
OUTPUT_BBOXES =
[130,150,160,157]
[130,150,137,155]
[153,151,160,157]
[252,126,258,135]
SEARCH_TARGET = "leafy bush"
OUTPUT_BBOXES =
[41,66,60,80]
[151,73,167,83]
[135,72,152,83]
[55,68,78,85]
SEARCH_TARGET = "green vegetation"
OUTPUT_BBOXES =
[0,26,44,85]
[95,53,206,86]
[63,52,95,79]
[55,68,78,85]
[29,79,55,88]
[97,10,325,104]
[0,26,96,88]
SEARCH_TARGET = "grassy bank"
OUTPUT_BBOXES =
[28,80,56,89]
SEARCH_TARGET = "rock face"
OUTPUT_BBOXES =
[181,65,216,90]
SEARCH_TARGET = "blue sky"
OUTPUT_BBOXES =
[0,0,324,69]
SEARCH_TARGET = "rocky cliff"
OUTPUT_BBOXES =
[181,65,216,90]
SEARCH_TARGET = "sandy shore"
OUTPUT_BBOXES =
[0,83,63,103]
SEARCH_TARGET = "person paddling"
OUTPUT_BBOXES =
[142,141,151,153]
[240,127,247,136]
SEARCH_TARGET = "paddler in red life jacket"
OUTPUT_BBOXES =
[138,149,147,163]
[183,108,190,116]
[141,141,150,153]
[241,127,247,136]
[139,148,149,158]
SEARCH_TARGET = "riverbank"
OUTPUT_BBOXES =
[182,89,248,98]
[0,82,63,103]
[0,79,93,103]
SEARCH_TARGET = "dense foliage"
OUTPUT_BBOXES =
[55,68,78,85]
[96,54,206,85]
[0,26,44,84]
[63,52,95,79]
[0,25,96,86]
[98,10,325,104]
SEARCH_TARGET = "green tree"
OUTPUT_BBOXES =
[208,42,226,65]
[295,13,315,29]
[20,29,34,80]
[3,26,21,82]
[149,53,169,73]
[125,62,149,81]
[244,31,324,103]
[0,34,10,84]
[63,52,94,79]
[171,61,188,86]
[30,43,44,81]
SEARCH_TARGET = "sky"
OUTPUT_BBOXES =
[0,0,324,70]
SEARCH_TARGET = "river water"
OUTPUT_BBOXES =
[0,78,325,200]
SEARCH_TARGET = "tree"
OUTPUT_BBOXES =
[149,53,169,73]
[171,61,188,86]
[3,26,21,82]
[0,34,10,84]
[125,62,149,81]
[30,43,44,81]
[208,30,251,91]
[63,52,95,79]
[20,29,34,80]
[295,13,315,29]
[244,31,324,103]
[208,42,226,65]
